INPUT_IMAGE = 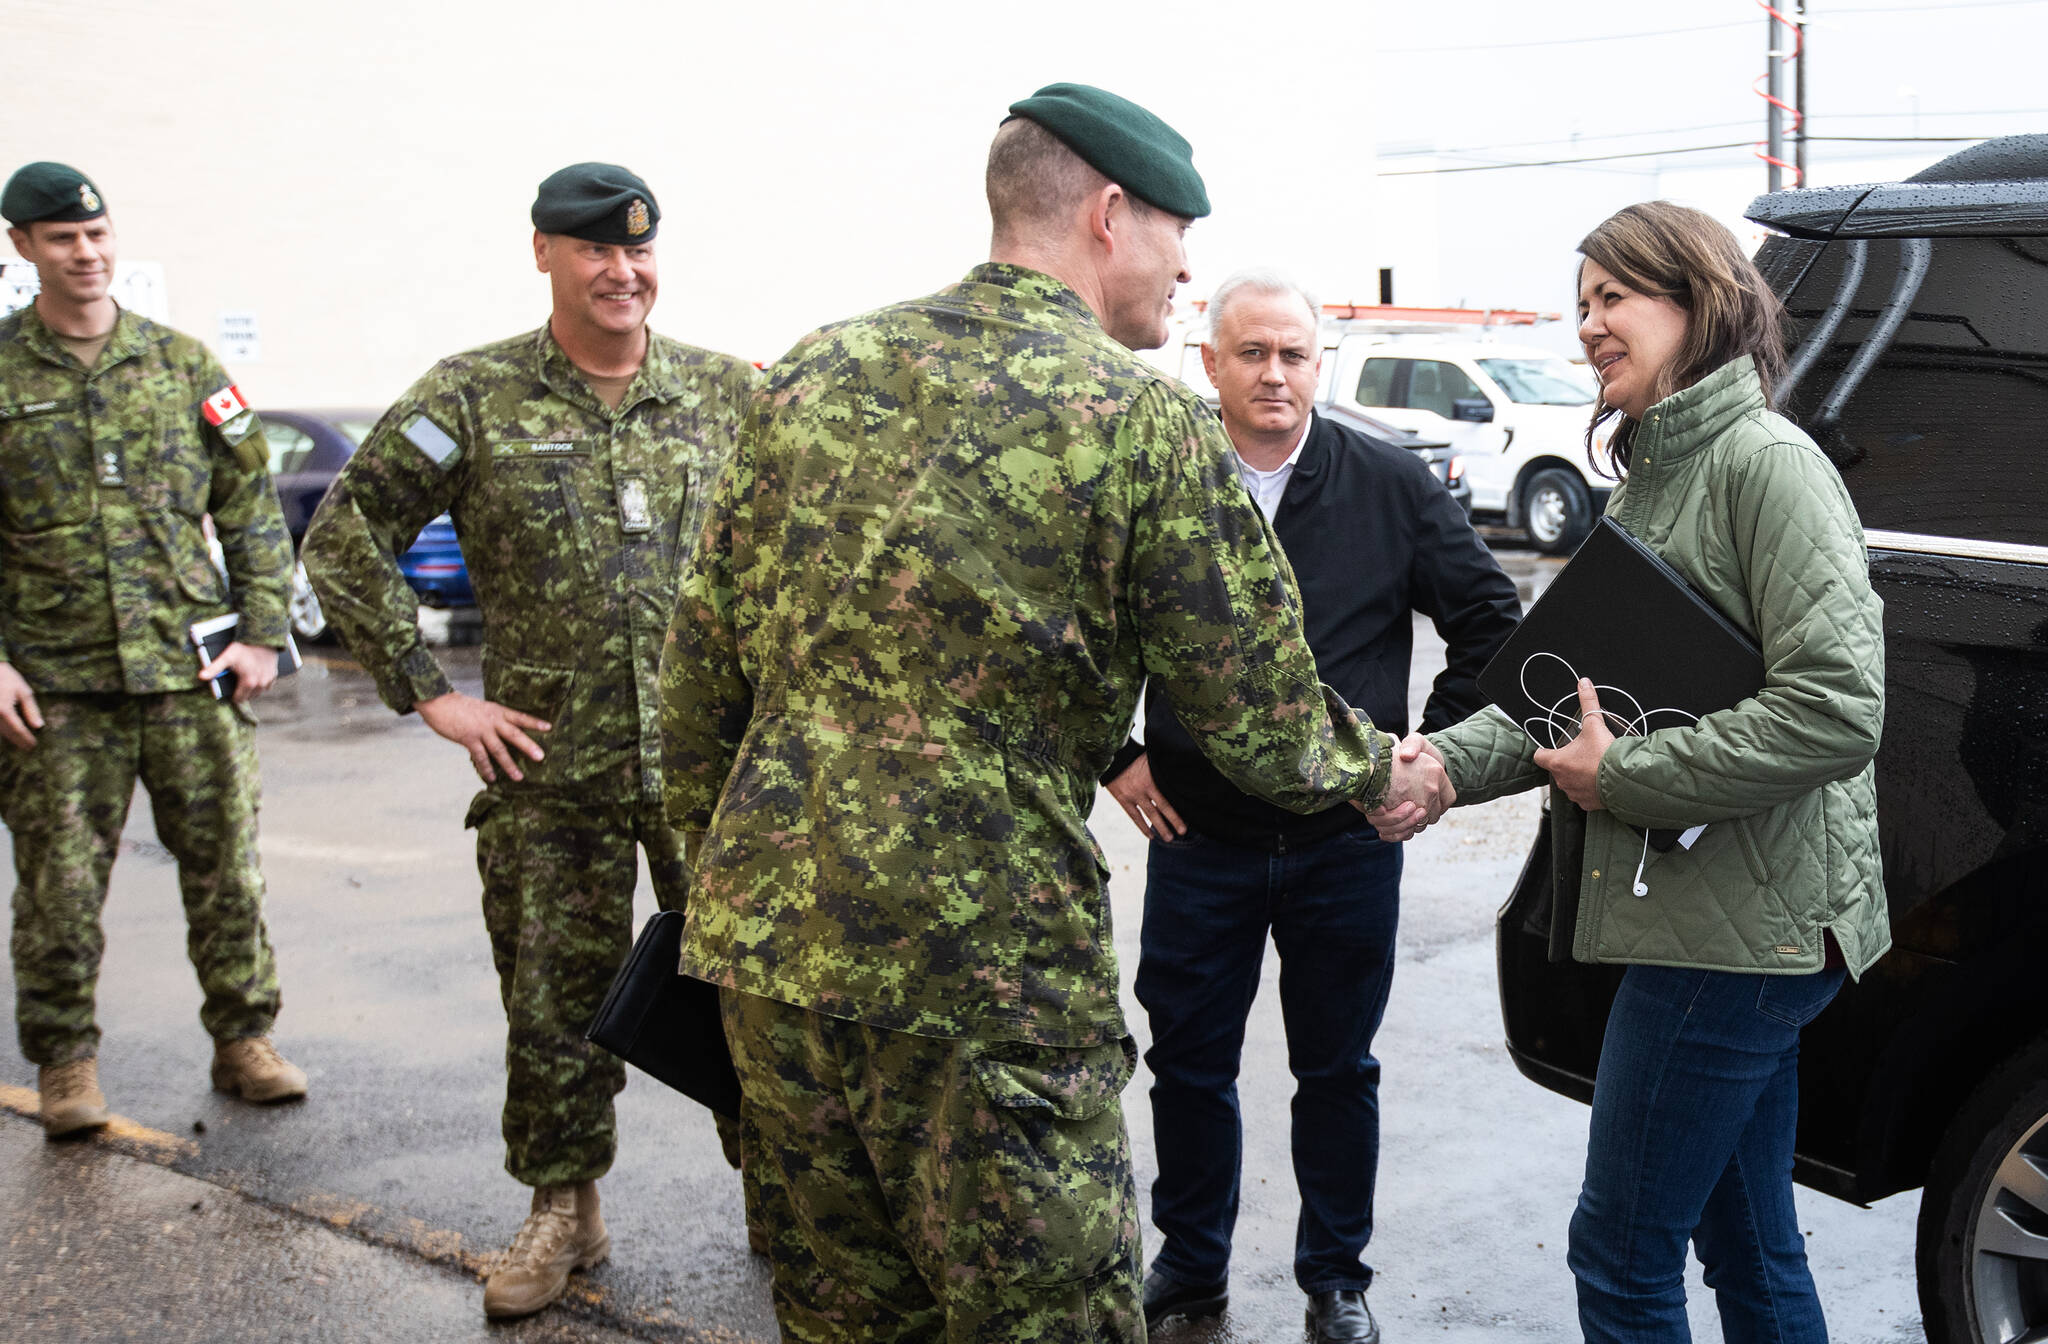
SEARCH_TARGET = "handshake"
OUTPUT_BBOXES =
[1106,732,1456,847]
[1357,733,1454,842]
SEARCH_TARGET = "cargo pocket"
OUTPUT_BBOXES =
[0,403,91,531]
[961,1036,1137,1289]
[7,566,67,616]
[3,536,81,646]
[480,652,574,786]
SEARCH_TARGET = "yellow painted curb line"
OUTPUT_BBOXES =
[0,1082,199,1160]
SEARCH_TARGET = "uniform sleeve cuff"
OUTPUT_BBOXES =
[234,606,290,651]
[1101,737,1145,786]
[387,642,455,714]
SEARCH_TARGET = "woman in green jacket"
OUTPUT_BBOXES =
[1408,202,1889,1341]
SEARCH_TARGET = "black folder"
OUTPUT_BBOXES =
[585,910,742,1119]
[189,612,302,700]
[1477,516,1766,847]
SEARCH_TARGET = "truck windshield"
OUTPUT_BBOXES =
[1477,358,1594,406]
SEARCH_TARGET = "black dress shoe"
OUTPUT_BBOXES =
[1305,1288,1379,1344]
[1142,1267,1228,1329]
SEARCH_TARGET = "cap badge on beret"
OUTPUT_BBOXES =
[2,161,108,227]
[530,162,660,245]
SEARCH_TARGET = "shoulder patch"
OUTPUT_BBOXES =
[202,384,250,427]
[403,413,463,468]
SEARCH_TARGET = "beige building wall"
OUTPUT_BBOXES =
[5,0,1375,410]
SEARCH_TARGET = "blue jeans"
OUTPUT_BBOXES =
[1135,824,1401,1294]
[1571,962,1847,1343]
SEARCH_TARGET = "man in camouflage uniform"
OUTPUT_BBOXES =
[301,163,759,1321]
[660,85,1453,1342]
[1,162,308,1139]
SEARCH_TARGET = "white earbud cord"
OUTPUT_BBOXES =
[1517,652,1698,898]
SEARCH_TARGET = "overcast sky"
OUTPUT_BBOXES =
[4,0,2033,398]
[1371,0,2044,176]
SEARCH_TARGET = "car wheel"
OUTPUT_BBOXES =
[1521,468,1593,556]
[1919,1034,2048,1344]
[288,558,330,644]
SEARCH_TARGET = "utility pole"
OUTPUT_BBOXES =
[1766,7,1785,192]
[1795,0,1809,183]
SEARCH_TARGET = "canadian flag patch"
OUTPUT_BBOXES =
[202,384,249,427]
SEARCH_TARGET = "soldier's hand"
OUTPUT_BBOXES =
[1360,734,1454,842]
[416,691,550,783]
[197,640,280,704]
[1105,752,1186,840]
[0,662,42,750]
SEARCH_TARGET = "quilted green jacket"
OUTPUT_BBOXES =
[1434,357,1890,978]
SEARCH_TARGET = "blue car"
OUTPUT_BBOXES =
[261,408,475,641]
[396,513,473,609]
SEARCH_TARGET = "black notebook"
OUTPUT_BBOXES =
[585,910,741,1119]
[1477,516,1765,851]
[189,612,302,700]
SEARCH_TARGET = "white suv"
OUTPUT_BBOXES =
[1329,339,1610,554]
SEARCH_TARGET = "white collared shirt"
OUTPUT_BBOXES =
[1232,412,1314,519]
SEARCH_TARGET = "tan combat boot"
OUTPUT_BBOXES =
[482,1181,611,1319]
[38,1058,110,1137]
[210,1036,308,1102]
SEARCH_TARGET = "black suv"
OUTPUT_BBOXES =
[1496,135,2048,1342]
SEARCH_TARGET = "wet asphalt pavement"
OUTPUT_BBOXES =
[1,549,1926,1341]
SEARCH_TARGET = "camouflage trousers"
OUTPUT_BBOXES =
[722,990,1144,1343]
[3,690,280,1066]
[471,790,708,1188]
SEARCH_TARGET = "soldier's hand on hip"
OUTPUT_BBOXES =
[0,663,43,750]
[416,691,551,783]
[1105,752,1186,839]
[197,640,280,704]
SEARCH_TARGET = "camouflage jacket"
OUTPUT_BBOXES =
[304,324,757,804]
[0,305,289,693]
[660,264,1395,1047]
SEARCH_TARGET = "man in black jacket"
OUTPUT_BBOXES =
[1109,271,1519,1343]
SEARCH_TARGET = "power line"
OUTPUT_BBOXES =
[1380,143,1752,176]
[1381,0,2048,55]
[1378,136,1994,177]
[1378,106,2048,162]
[1380,121,1758,159]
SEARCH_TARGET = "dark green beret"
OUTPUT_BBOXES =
[1005,83,1210,219]
[530,162,659,245]
[2,162,107,228]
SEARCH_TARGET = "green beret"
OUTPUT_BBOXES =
[2,162,107,228]
[530,162,659,245]
[1005,83,1210,219]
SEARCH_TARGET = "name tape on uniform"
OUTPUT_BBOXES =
[492,439,586,457]
[403,414,462,467]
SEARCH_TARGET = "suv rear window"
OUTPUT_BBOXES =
[1773,233,2048,548]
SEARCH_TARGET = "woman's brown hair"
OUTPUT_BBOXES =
[1578,201,1787,477]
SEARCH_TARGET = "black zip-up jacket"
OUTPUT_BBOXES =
[1107,412,1522,851]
